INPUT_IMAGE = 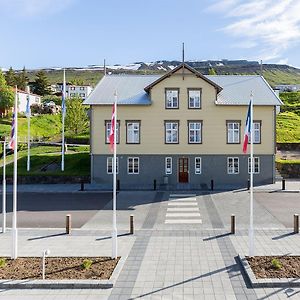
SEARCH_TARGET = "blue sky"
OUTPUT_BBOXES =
[1,0,300,69]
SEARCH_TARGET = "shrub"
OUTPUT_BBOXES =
[0,258,7,268]
[81,259,93,270]
[271,258,282,270]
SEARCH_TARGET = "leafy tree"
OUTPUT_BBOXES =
[32,70,51,96]
[0,70,14,113]
[65,97,88,135]
[15,67,29,91]
[42,95,62,105]
[208,68,217,75]
[5,67,16,86]
[69,78,85,85]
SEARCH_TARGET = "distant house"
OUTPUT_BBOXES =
[15,88,41,113]
[274,84,300,92]
[84,63,282,190]
[54,83,93,100]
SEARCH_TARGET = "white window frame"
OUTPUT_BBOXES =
[188,89,201,108]
[165,122,179,143]
[227,157,239,174]
[195,157,202,174]
[166,89,179,108]
[189,122,202,143]
[227,122,240,144]
[248,157,260,174]
[165,157,172,175]
[107,157,119,174]
[128,157,139,174]
[105,121,119,144]
[126,122,140,144]
[249,122,261,144]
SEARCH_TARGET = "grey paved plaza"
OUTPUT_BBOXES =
[0,182,300,299]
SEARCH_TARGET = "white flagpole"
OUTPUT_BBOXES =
[249,92,254,257]
[61,69,66,172]
[112,91,118,259]
[12,86,18,259]
[2,137,6,233]
[27,94,30,172]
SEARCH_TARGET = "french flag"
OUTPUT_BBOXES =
[9,111,16,150]
[109,102,116,152]
[243,100,252,154]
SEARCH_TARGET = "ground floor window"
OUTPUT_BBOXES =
[248,157,260,174]
[227,157,239,174]
[107,157,118,174]
[128,157,139,174]
[195,157,201,174]
[165,157,172,174]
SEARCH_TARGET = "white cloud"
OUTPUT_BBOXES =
[277,58,289,65]
[207,0,300,63]
[0,0,75,17]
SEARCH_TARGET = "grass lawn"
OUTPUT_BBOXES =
[276,112,300,143]
[0,144,90,176]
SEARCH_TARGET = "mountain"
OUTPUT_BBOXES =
[10,59,300,87]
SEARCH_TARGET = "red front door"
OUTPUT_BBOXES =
[178,158,189,183]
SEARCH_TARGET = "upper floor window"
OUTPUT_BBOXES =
[165,157,172,174]
[227,121,240,144]
[165,89,179,109]
[188,121,202,144]
[80,87,85,90]
[126,121,140,144]
[105,120,120,144]
[165,121,179,143]
[128,157,139,174]
[188,89,201,109]
[248,157,260,174]
[249,121,261,144]
[70,86,75,90]
[227,157,239,174]
[107,157,119,174]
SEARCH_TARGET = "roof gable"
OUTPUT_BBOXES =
[144,63,222,93]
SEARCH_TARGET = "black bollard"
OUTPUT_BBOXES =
[282,179,285,191]
[247,179,250,190]
[153,179,156,190]
[117,179,120,191]
[80,181,84,191]
[211,179,214,191]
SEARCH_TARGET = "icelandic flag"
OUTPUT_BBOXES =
[109,102,116,152]
[242,100,252,153]
[25,95,31,117]
[8,111,16,150]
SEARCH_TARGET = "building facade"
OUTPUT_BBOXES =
[16,88,41,113]
[84,64,282,190]
[54,83,93,100]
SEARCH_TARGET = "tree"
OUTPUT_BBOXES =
[69,78,85,86]
[65,97,88,135]
[42,95,62,105]
[5,67,16,86]
[0,70,14,114]
[32,70,51,96]
[15,67,29,91]
[208,68,217,75]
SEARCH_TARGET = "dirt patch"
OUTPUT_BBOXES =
[0,257,119,280]
[247,256,300,279]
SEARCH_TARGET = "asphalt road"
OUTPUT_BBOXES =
[0,192,112,228]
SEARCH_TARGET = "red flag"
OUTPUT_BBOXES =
[109,103,116,152]
[8,111,16,150]
[242,100,251,153]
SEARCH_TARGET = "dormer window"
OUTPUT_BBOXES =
[165,89,179,109]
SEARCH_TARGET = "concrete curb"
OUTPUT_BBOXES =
[0,256,126,289]
[238,254,300,287]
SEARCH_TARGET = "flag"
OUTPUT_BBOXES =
[109,103,116,152]
[9,111,16,150]
[243,100,252,153]
[25,95,31,117]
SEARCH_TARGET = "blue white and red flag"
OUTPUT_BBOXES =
[109,103,116,152]
[242,100,252,153]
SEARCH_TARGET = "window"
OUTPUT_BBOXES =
[70,87,75,90]
[107,157,119,174]
[126,121,140,144]
[105,120,120,144]
[165,89,179,108]
[188,121,202,143]
[79,93,85,97]
[188,89,201,108]
[227,121,240,144]
[248,157,260,174]
[249,122,261,144]
[70,93,76,97]
[165,157,172,174]
[195,157,201,174]
[227,157,239,174]
[80,87,85,90]
[128,157,139,174]
[165,121,179,143]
